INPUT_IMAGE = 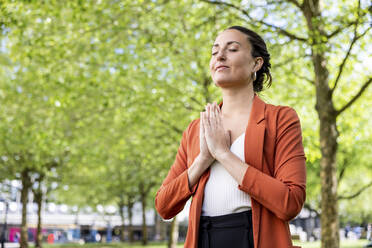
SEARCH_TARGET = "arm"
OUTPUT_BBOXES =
[213,107,306,221]
[155,128,193,220]
[187,155,211,190]
[236,107,306,221]
[155,121,212,220]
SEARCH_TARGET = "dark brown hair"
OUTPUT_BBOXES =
[227,26,272,92]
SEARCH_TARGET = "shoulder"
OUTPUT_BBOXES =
[260,99,302,137]
[187,118,200,132]
[180,118,200,142]
[264,101,300,124]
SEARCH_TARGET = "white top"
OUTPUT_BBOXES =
[201,132,251,217]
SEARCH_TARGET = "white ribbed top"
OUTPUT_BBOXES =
[201,133,251,217]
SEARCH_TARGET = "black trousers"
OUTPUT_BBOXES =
[198,210,254,248]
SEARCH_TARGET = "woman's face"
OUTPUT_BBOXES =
[209,29,257,88]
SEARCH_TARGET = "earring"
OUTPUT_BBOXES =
[253,71,257,81]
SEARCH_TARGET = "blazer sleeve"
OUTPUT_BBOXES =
[238,107,306,221]
[155,121,198,220]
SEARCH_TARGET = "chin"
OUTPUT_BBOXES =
[214,79,243,88]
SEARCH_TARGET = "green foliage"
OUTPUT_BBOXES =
[0,0,371,225]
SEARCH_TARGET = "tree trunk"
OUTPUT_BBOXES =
[161,216,167,241]
[317,95,339,248]
[118,200,126,242]
[127,200,134,243]
[313,49,339,248]
[153,209,167,241]
[168,216,178,248]
[140,189,148,246]
[20,170,31,248]
[302,1,340,247]
[1,202,9,248]
[34,177,44,248]
[154,211,161,241]
[310,15,339,248]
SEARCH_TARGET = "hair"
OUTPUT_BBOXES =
[226,26,272,92]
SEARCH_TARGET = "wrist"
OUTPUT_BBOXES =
[197,154,214,168]
[215,149,232,162]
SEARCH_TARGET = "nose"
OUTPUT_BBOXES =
[216,49,226,61]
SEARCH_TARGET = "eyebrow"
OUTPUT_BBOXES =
[212,41,242,48]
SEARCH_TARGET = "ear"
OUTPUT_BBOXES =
[253,57,264,72]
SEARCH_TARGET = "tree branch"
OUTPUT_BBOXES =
[327,20,360,40]
[255,1,289,8]
[286,0,303,10]
[293,71,315,85]
[200,0,307,41]
[159,118,183,134]
[189,96,203,108]
[303,202,320,217]
[331,29,358,92]
[338,181,372,200]
[82,2,170,35]
[337,149,352,184]
[326,0,368,39]
[274,56,304,68]
[337,161,347,184]
[331,19,370,92]
[336,77,372,116]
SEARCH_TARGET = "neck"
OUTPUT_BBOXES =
[220,82,255,117]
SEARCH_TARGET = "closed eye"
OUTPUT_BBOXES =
[212,49,238,56]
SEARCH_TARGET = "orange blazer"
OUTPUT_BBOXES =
[155,94,306,248]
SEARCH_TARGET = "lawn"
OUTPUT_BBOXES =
[38,239,370,248]
[293,239,369,248]
[40,243,180,248]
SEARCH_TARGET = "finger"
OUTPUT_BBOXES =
[203,113,210,129]
[226,130,231,147]
[205,104,209,122]
[205,105,210,126]
[208,104,214,126]
[216,102,221,113]
[213,102,221,126]
[213,102,218,114]
[200,112,204,135]
[215,103,220,126]
[210,103,217,126]
[207,103,212,121]
[202,111,209,129]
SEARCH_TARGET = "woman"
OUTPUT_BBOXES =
[155,26,306,248]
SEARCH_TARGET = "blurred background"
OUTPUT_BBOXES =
[0,0,371,248]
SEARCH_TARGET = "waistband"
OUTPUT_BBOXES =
[199,210,252,230]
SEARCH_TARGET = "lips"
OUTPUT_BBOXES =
[216,65,229,71]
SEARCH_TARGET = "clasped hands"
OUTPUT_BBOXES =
[199,102,231,166]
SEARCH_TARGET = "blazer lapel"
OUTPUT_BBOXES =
[217,94,266,169]
[244,94,266,171]
[244,94,266,248]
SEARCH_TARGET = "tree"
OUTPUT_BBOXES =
[199,1,371,247]
[2,1,370,247]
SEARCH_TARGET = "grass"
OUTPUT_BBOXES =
[39,243,182,248]
[293,239,370,248]
[37,239,370,248]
